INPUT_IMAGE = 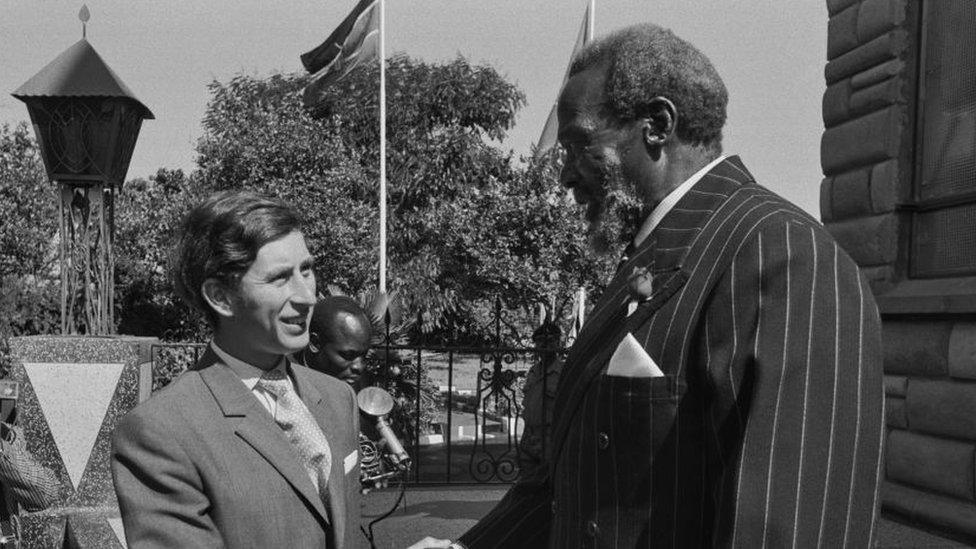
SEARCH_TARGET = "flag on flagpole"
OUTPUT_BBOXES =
[535,2,594,156]
[300,0,389,295]
[301,0,379,112]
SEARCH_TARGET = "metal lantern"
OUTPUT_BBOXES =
[12,32,153,335]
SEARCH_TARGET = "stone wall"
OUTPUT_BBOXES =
[881,320,976,540]
[8,335,155,548]
[822,0,976,542]
[821,0,913,288]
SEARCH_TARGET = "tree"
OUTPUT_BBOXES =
[192,55,615,344]
[114,168,210,340]
[0,123,58,280]
[0,123,60,375]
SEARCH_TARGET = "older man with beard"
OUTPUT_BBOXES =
[412,23,884,549]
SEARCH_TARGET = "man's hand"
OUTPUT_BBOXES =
[405,536,455,549]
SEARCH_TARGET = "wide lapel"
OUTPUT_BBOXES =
[291,364,347,549]
[549,156,753,469]
[195,350,331,526]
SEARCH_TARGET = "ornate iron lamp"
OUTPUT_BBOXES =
[12,7,153,335]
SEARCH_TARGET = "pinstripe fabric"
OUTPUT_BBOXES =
[459,157,884,548]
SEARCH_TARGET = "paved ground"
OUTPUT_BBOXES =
[362,485,971,549]
[362,485,507,548]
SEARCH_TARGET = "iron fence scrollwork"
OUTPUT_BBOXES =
[148,295,570,485]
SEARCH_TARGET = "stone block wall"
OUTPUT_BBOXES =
[880,321,976,540]
[822,0,976,542]
[821,0,913,289]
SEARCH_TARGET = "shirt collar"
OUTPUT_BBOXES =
[631,154,728,249]
[210,341,286,391]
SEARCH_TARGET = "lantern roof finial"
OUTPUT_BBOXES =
[79,5,90,39]
[10,38,154,119]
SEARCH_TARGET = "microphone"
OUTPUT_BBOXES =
[357,387,411,470]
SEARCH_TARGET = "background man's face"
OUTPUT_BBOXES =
[227,230,316,365]
[557,65,644,254]
[310,312,371,385]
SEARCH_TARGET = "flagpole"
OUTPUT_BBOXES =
[378,0,387,294]
[589,0,595,38]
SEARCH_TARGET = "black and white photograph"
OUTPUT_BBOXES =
[0,0,973,547]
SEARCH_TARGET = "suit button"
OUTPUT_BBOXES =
[586,520,599,537]
[598,432,610,449]
[551,500,557,515]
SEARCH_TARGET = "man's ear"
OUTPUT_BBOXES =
[201,279,236,320]
[307,331,321,354]
[640,97,678,148]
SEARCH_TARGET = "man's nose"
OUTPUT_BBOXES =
[350,357,364,373]
[291,272,316,306]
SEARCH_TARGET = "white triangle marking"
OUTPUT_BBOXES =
[108,517,127,547]
[23,362,123,488]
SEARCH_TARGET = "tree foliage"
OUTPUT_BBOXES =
[3,54,616,348]
[0,123,57,280]
[114,168,209,340]
[0,123,60,376]
[189,55,614,344]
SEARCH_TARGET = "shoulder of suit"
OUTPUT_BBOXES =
[120,368,206,425]
[727,183,823,230]
[292,363,354,398]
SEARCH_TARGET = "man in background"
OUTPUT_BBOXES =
[301,295,372,388]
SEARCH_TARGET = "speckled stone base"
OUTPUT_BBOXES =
[8,335,156,549]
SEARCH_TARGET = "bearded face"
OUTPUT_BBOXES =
[557,66,649,257]
[582,159,645,256]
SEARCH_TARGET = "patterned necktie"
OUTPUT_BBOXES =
[258,369,332,497]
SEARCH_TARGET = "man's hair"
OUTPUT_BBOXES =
[309,295,371,344]
[172,190,303,326]
[569,23,728,150]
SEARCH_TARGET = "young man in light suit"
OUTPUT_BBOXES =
[415,22,884,549]
[112,190,363,548]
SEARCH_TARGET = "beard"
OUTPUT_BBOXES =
[585,168,644,256]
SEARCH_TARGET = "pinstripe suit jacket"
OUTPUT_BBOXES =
[460,157,884,548]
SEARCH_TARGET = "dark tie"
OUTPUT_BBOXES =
[258,369,333,496]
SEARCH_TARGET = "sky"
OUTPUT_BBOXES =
[1,0,828,216]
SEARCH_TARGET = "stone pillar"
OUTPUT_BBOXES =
[823,0,976,543]
[821,0,912,287]
[8,335,155,548]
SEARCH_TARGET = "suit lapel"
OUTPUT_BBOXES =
[291,364,347,549]
[548,156,754,469]
[195,349,331,527]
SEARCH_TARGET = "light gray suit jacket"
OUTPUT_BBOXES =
[111,347,363,548]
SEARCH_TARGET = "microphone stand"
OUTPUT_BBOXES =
[357,386,412,549]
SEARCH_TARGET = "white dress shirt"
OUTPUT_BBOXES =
[210,341,293,418]
[631,154,728,249]
[625,154,728,316]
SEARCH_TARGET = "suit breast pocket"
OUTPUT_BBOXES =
[600,375,686,485]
